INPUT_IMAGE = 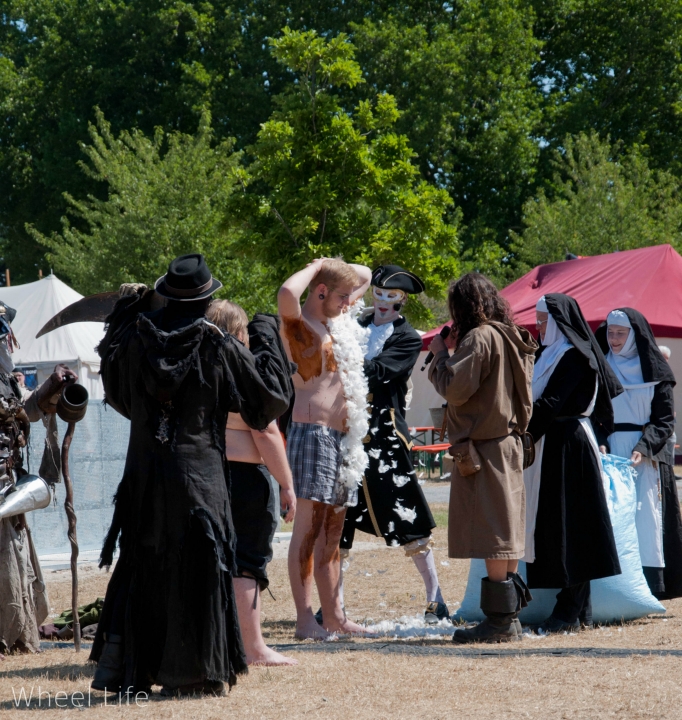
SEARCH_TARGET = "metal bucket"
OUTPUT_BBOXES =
[57,383,89,423]
[0,475,51,520]
[429,406,446,430]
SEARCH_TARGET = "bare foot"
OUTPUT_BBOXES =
[324,618,377,637]
[294,620,332,641]
[247,646,299,666]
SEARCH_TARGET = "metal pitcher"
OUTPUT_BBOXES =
[56,383,89,423]
[0,475,51,520]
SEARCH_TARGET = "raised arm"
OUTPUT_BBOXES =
[223,312,295,431]
[277,258,327,318]
[428,332,489,406]
[349,264,372,304]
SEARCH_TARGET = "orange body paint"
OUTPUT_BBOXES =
[282,315,323,382]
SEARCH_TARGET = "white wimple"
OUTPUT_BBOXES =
[328,301,370,490]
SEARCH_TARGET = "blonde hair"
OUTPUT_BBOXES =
[308,258,358,293]
[207,300,249,345]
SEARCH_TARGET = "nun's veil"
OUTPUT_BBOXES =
[545,294,623,433]
[595,307,676,386]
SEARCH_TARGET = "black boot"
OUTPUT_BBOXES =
[453,578,520,644]
[91,634,124,692]
[538,615,579,633]
[579,588,593,630]
[538,582,588,634]
[508,572,532,636]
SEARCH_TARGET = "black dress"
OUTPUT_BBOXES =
[341,316,435,550]
[526,348,621,588]
[90,292,292,690]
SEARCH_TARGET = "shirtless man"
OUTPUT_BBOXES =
[278,257,372,639]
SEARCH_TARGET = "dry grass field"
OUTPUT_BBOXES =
[2,502,682,719]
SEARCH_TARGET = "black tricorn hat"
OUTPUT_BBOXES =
[0,302,17,324]
[371,265,425,294]
[154,254,222,301]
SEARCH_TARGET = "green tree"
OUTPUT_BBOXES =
[513,132,682,270]
[533,0,682,175]
[0,1,539,286]
[30,110,272,315]
[351,2,543,273]
[232,28,460,324]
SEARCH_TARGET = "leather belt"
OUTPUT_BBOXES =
[613,422,645,433]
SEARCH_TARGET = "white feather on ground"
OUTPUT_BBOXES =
[365,614,456,639]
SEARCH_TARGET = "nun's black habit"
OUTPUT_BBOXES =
[526,294,622,590]
[595,307,682,599]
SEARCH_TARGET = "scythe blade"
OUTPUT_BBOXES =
[36,291,120,338]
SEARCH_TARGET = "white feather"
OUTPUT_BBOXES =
[394,501,417,523]
[327,302,370,491]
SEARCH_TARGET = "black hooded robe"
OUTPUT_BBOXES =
[341,315,435,550]
[595,307,682,599]
[526,294,622,589]
[90,292,292,690]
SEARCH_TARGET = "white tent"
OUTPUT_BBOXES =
[3,274,105,399]
[405,350,446,430]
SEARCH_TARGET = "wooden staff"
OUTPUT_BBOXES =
[62,421,80,651]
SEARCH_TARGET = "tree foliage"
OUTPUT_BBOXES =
[3,0,682,290]
[29,31,459,322]
[513,132,682,269]
[352,2,542,265]
[30,110,273,314]
[533,0,682,175]
[232,29,459,323]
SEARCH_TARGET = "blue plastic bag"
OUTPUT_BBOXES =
[454,453,665,624]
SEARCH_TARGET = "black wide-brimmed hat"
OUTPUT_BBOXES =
[371,265,425,294]
[154,254,222,301]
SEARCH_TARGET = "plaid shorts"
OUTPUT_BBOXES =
[286,422,357,507]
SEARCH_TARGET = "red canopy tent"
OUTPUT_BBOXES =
[420,244,682,350]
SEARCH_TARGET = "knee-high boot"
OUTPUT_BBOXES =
[453,577,520,644]
[508,571,532,635]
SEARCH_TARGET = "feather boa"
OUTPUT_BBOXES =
[328,302,370,491]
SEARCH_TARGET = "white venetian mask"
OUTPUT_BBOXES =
[372,286,406,325]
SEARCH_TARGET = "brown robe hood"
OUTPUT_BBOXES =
[487,321,538,433]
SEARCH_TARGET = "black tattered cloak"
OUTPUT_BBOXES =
[527,294,622,589]
[90,291,292,691]
[341,315,435,550]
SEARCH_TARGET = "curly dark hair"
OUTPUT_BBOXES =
[448,272,513,344]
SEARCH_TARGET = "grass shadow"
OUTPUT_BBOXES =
[0,662,94,682]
